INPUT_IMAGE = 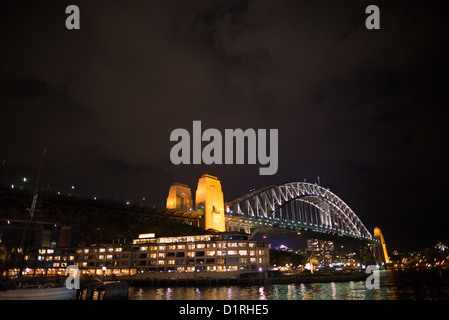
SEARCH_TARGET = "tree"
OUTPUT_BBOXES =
[303,250,320,274]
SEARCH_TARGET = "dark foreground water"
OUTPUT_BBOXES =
[127,269,449,300]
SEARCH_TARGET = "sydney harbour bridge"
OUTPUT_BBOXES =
[0,174,389,265]
[225,182,373,242]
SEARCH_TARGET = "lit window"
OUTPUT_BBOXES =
[158,260,165,265]
[115,248,122,252]
[239,250,248,256]
[206,250,216,256]
[99,248,105,253]
[177,245,185,250]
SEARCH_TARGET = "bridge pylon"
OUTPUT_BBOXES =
[373,227,390,265]
[166,182,193,211]
[195,174,226,232]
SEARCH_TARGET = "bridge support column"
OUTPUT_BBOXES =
[40,229,51,247]
[373,227,390,265]
[195,174,226,232]
[58,225,72,247]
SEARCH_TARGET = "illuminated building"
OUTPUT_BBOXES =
[2,232,269,279]
[307,239,335,265]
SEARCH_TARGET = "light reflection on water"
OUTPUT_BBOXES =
[128,269,449,300]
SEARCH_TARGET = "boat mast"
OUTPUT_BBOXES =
[19,148,47,276]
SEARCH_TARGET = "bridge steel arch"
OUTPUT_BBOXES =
[225,182,375,243]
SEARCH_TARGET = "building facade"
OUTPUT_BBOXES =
[1,232,269,279]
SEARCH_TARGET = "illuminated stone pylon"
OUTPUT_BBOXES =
[374,227,390,264]
[166,182,193,210]
[195,174,226,232]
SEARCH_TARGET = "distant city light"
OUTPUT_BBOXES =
[126,201,130,205]
[11,184,14,189]
[142,197,145,201]
[71,186,75,190]
[23,177,27,182]
[94,197,97,200]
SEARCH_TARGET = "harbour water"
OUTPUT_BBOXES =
[127,269,449,300]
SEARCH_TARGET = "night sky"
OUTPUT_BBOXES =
[1,1,448,253]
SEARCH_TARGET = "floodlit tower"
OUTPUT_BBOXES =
[374,227,390,264]
[166,182,193,210]
[195,174,226,232]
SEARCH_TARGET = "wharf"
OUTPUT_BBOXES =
[267,272,368,284]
